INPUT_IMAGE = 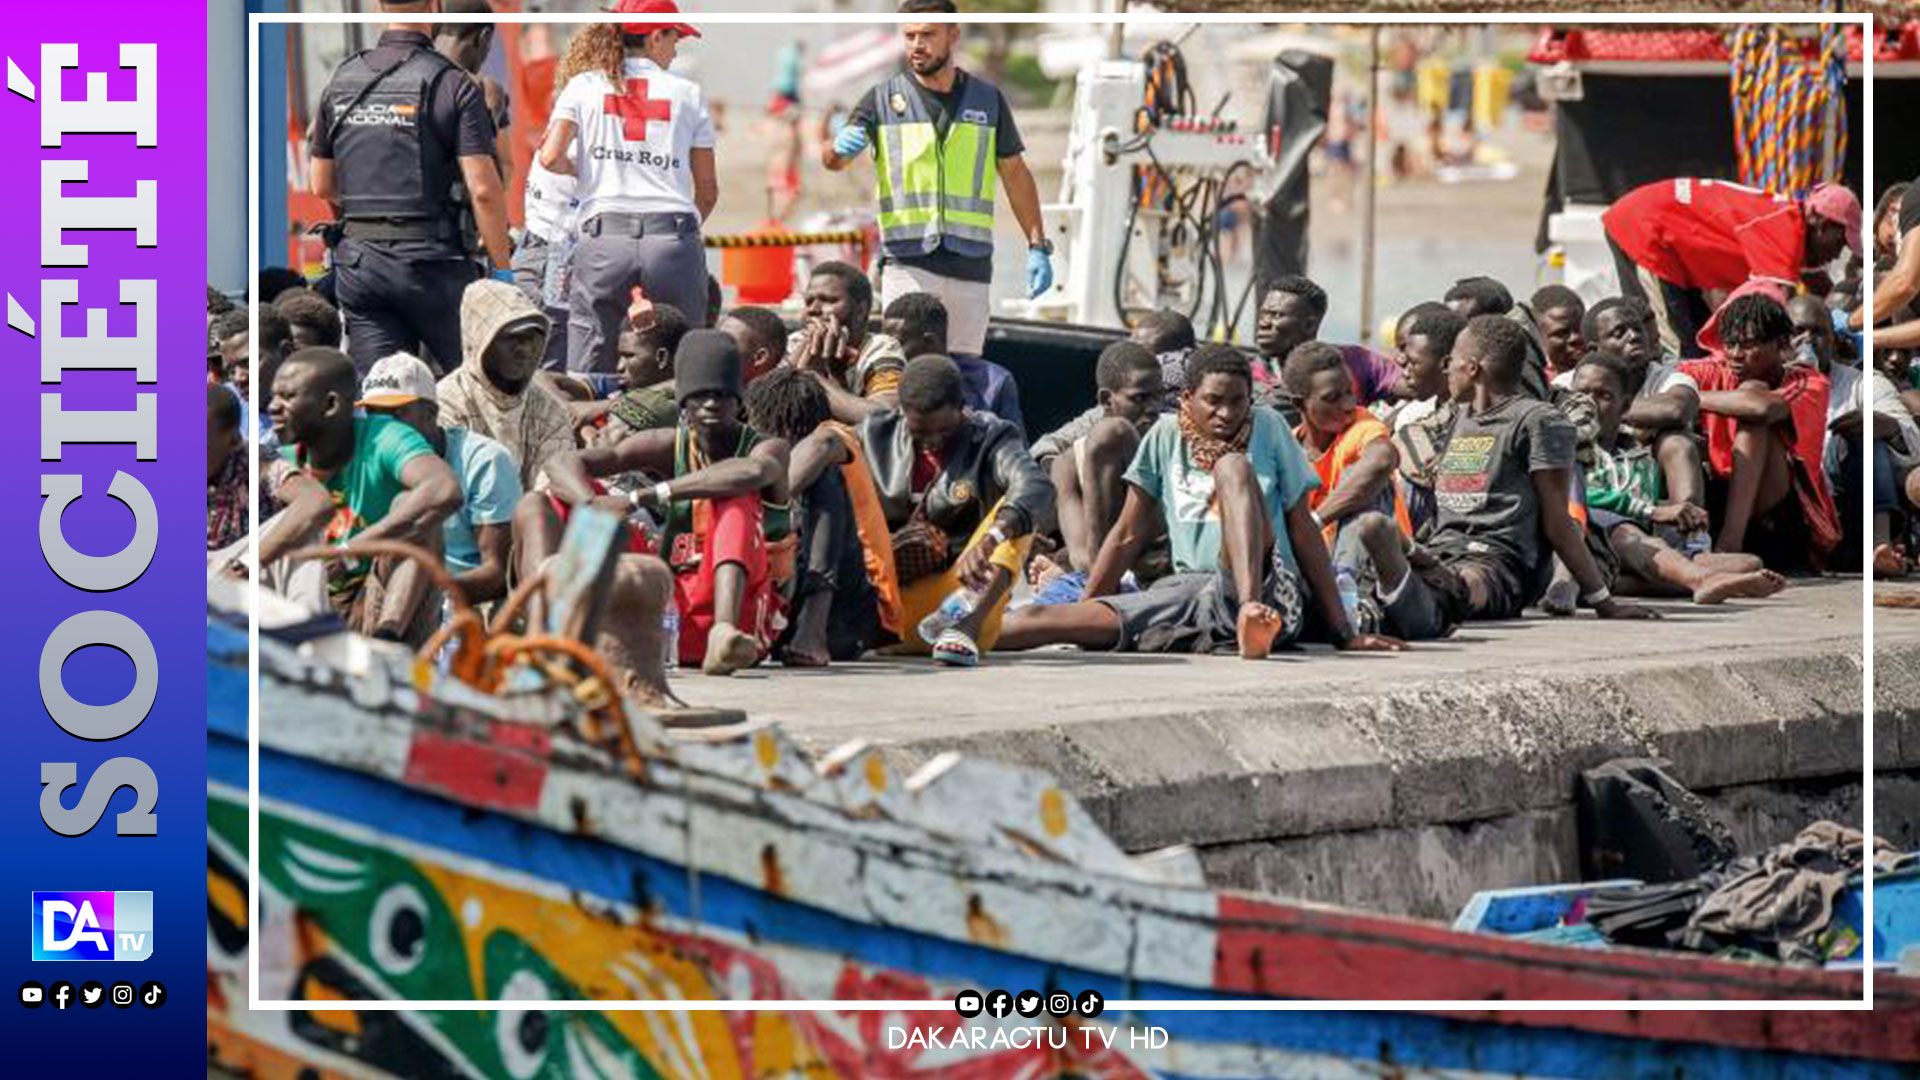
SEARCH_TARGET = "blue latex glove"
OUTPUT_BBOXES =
[1832,305,1862,355]
[490,267,516,284]
[833,123,870,159]
[1026,247,1054,299]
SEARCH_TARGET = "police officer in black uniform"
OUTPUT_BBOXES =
[310,0,514,377]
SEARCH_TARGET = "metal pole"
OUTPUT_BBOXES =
[1359,26,1380,343]
[1108,0,1127,61]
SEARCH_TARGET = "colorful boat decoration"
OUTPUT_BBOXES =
[208,594,1920,1080]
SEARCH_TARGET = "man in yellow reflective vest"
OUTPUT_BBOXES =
[822,0,1051,408]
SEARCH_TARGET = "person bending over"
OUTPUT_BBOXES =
[859,354,1052,665]
[1572,354,1785,604]
[524,330,794,676]
[1339,317,1658,639]
[997,345,1402,658]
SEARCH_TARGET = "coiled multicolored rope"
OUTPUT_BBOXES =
[1730,17,1848,198]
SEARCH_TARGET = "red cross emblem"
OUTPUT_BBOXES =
[605,78,673,141]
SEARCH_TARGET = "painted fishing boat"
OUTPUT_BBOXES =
[207,583,1920,1080]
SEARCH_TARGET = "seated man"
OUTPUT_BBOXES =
[1253,275,1404,424]
[212,304,295,434]
[275,286,345,352]
[1029,341,1167,601]
[718,305,792,386]
[1679,288,1841,570]
[359,352,523,607]
[885,292,1025,431]
[1384,304,1466,538]
[1573,297,1706,512]
[1572,354,1785,604]
[859,355,1053,665]
[1340,318,1658,639]
[1530,284,1587,381]
[1446,275,1552,398]
[437,280,575,492]
[269,347,464,642]
[526,331,793,676]
[1871,345,1920,576]
[787,259,907,423]
[746,367,900,666]
[1285,342,1406,552]
[207,383,331,612]
[572,300,690,439]
[997,345,1401,658]
[1789,293,1865,572]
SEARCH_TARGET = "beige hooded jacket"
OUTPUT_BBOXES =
[437,280,574,491]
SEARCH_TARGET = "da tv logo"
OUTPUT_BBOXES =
[31,892,152,961]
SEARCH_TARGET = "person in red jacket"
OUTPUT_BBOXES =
[1603,178,1858,359]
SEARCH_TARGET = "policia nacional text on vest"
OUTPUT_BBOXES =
[326,43,477,252]
[872,72,999,259]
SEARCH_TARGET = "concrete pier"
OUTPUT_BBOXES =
[683,579,1897,918]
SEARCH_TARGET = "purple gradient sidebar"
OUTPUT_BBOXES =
[0,8,207,1070]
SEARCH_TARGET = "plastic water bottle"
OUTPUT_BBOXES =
[661,596,680,672]
[1334,565,1362,631]
[1683,530,1711,558]
[917,586,982,645]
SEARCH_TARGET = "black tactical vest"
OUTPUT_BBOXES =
[326,45,460,228]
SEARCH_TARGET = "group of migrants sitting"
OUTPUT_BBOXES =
[210,256,1850,714]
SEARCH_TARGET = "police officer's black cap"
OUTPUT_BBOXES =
[675,329,743,406]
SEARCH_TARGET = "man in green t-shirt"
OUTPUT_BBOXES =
[271,347,463,641]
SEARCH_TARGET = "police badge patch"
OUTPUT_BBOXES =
[950,480,975,505]
[890,91,908,115]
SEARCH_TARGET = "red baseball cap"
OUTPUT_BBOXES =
[1804,182,1861,256]
[611,0,701,39]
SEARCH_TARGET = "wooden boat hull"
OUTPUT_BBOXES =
[207,617,1920,1080]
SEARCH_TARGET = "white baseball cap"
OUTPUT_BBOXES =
[358,352,437,408]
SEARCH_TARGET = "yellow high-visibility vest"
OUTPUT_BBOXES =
[872,72,998,259]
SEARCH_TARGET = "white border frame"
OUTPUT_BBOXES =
[248,8,1877,1015]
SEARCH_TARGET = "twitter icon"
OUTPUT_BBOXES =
[79,980,105,1009]
[1015,989,1042,1017]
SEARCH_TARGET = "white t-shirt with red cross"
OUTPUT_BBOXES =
[552,57,715,223]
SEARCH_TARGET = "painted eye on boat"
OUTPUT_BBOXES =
[496,970,551,1080]
[369,883,428,977]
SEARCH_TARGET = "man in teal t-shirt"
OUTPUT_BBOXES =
[271,347,463,641]
[998,345,1403,658]
[359,351,523,606]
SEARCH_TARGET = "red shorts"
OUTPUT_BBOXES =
[545,493,785,665]
[666,494,783,666]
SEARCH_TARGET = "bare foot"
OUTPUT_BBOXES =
[1876,544,1911,580]
[1540,578,1578,617]
[1236,603,1284,660]
[780,641,830,668]
[623,671,689,712]
[1693,552,1765,575]
[703,623,761,676]
[1692,569,1788,605]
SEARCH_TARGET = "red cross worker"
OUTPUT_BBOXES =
[537,0,719,375]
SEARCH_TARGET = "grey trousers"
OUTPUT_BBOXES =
[566,210,709,375]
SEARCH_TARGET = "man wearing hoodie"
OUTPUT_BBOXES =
[438,279,576,491]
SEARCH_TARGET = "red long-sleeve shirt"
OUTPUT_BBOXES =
[1603,178,1806,292]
